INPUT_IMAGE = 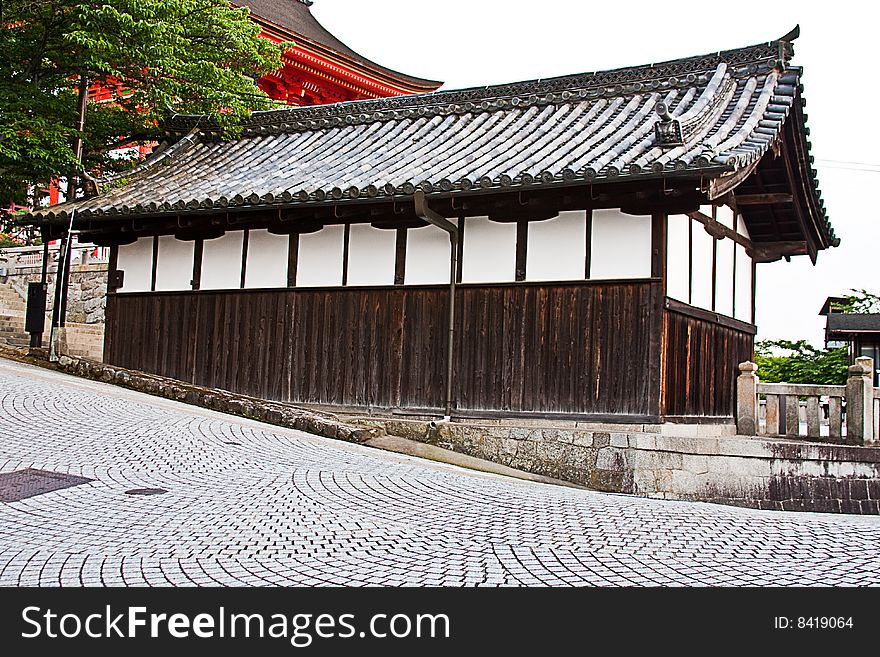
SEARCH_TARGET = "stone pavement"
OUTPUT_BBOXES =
[1,358,879,587]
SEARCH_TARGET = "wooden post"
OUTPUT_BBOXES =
[846,356,873,445]
[736,361,758,435]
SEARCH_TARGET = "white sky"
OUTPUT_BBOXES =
[312,0,880,347]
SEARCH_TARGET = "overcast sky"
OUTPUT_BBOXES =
[311,0,880,347]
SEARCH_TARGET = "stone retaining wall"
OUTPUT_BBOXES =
[37,354,880,515]
[52,355,383,445]
[358,418,880,515]
[1,262,108,325]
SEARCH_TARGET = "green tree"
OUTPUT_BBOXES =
[839,289,880,314]
[755,339,849,385]
[0,0,286,222]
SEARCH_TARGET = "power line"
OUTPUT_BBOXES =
[815,164,880,173]
[816,158,880,167]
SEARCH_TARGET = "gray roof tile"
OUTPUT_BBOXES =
[34,29,832,247]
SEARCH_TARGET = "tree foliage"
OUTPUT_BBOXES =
[755,339,848,385]
[838,289,880,314]
[0,0,286,220]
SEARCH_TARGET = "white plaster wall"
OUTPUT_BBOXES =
[245,229,288,289]
[297,224,345,287]
[526,211,586,281]
[716,204,736,229]
[201,232,243,290]
[461,216,516,283]
[116,237,153,293]
[737,214,750,239]
[589,209,651,279]
[154,236,194,292]
[691,218,715,310]
[666,214,690,303]
[735,243,753,323]
[405,223,454,285]
[347,224,396,286]
[715,237,735,317]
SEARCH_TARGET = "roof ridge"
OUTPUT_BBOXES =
[166,32,795,137]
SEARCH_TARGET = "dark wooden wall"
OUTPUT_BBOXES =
[661,300,755,420]
[104,280,663,421]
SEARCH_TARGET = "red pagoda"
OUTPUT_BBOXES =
[237,0,442,105]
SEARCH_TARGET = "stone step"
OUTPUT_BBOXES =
[1,336,30,346]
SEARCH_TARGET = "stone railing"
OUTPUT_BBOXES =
[737,357,876,445]
[0,244,108,276]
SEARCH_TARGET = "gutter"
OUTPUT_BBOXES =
[414,189,458,419]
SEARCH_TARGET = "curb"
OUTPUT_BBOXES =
[47,353,384,444]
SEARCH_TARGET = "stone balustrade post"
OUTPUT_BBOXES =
[846,356,873,445]
[736,361,759,435]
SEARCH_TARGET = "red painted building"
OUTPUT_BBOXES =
[43,0,441,206]
[238,0,442,105]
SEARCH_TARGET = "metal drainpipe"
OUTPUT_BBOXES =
[414,190,458,419]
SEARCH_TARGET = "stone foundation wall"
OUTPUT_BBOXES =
[38,354,880,515]
[359,418,880,515]
[2,262,108,325]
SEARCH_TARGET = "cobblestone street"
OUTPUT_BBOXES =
[1,357,879,587]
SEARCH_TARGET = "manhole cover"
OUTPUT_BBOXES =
[125,488,167,496]
[0,469,93,503]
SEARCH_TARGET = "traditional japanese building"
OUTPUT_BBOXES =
[43,0,440,205]
[821,297,880,385]
[28,28,837,425]
[238,0,442,104]
[89,1,442,108]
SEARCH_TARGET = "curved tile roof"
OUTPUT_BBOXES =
[35,29,832,247]
[235,0,441,90]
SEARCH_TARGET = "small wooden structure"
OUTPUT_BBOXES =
[26,29,837,425]
[821,296,880,386]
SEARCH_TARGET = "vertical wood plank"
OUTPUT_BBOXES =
[150,236,158,292]
[240,229,249,289]
[515,220,528,282]
[394,229,407,285]
[341,224,351,286]
[584,209,593,279]
[287,233,299,287]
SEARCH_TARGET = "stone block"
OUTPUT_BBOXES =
[629,433,655,450]
[849,479,869,500]
[589,469,625,493]
[632,470,657,495]
[595,447,627,471]
[571,431,594,448]
[671,470,700,493]
[683,455,709,474]
[610,433,628,448]
[655,469,673,493]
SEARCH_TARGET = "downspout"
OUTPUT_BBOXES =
[414,190,458,421]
